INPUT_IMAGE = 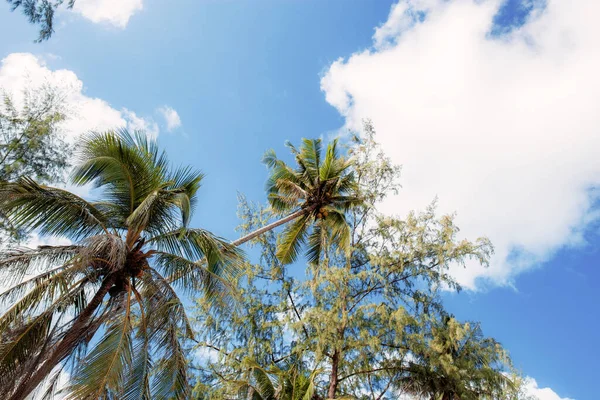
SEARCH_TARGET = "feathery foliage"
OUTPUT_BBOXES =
[0,84,71,243]
[192,122,524,400]
[6,0,76,42]
[398,315,516,400]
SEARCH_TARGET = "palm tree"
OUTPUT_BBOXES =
[398,316,516,400]
[234,359,321,400]
[0,130,241,400]
[232,138,361,264]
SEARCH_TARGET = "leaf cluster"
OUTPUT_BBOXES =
[7,0,76,42]
[0,85,72,244]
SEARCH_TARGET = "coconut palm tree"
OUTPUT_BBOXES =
[232,138,361,264]
[234,358,321,400]
[0,129,241,400]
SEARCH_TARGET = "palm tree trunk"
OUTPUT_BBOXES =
[231,208,309,246]
[9,274,116,400]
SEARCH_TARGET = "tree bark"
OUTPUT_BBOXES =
[231,208,308,246]
[327,349,340,399]
[9,274,116,400]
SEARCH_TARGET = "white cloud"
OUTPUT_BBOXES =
[72,0,143,28]
[321,0,600,289]
[124,108,159,138]
[0,52,159,140]
[194,346,220,364]
[524,377,573,400]
[157,105,182,132]
[25,233,73,249]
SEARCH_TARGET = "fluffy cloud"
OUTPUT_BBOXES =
[157,105,182,132]
[524,377,573,400]
[321,0,600,289]
[0,52,158,140]
[124,108,159,137]
[72,0,143,28]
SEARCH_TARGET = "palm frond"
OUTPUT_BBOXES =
[0,179,108,240]
[298,138,322,182]
[71,129,168,218]
[139,268,195,340]
[66,289,134,399]
[262,149,280,169]
[319,138,338,181]
[150,323,189,400]
[276,214,310,265]
[305,222,325,265]
[0,270,82,334]
[152,252,238,303]
[250,364,276,400]
[148,227,242,274]
[122,318,152,400]
[324,210,351,256]
[0,246,79,299]
[0,312,53,380]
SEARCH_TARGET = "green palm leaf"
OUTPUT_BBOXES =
[66,289,134,399]
[276,214,310,265]
[0,179,109,240]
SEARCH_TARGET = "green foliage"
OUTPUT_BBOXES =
[0,84,71,243]
[259,137,362,264]
[398,315,517,399]
[6,0,76,42]
[192,122,521,400]
[0,129,242,399]
[232,358,321,400]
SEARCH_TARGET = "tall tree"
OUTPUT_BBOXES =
[397,315,517,400]
[0,84,71,243]
[6,0,76,42]
[233,138,362,265]
[0,129,241,400]
[192,123,519,399]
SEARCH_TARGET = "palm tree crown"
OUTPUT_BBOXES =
[234,358,320,400]
[234,138,361,265]
[0,129,241,400]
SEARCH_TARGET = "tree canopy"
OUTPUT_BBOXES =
[0,121,537,399]
[191,123,527,399]
[0,84,71,244]
[0,129,241,400]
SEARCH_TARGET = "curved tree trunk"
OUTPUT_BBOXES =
[232,208,308,246]
[9,274,116,400]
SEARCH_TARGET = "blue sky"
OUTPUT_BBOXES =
[0,1,597,399]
